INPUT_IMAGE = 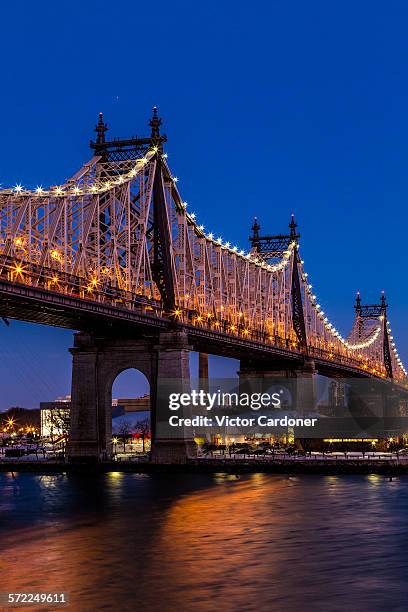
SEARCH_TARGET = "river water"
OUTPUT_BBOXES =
[1,472,408,612]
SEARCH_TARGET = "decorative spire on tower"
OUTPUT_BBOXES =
[95,112,108,145]
[90,107,166,158]
[149,106,162,140]
[355,290,362,313]
[250,217,261,250]
[289,213,298,240]
[355,291,362,338]
[248,213,300,260]
[252,217,260,238]
[381,290,387,312]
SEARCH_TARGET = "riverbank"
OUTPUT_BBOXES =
[1,457,408,475]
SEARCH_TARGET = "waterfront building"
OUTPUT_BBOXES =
[40,395,150,438]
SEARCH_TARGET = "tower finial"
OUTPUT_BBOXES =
[149,106,162,140]
[95,112,108,145]
[381,290,387,311]
[250,217,261,250]
[289,213,298,239]
[355,290,361,313]
[252,217,260,238]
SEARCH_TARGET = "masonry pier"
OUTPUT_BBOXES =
[67,330,197,463]
[239,357,317,415]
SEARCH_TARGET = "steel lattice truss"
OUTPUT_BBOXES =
[0,121,406,384]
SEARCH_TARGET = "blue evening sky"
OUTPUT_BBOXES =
[0,0,407,408]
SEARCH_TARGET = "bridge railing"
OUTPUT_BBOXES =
[0,254,163,313]
[308,344,369,371]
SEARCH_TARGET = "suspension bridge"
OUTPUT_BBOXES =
[0,108,406,461]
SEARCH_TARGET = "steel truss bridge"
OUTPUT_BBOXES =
[0,108,406,384]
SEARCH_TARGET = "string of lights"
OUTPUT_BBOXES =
[166,157,406,379]
[299,261,384,349]
[0,148,158,197]
[1,144,406,382]
[167,161,295,272]
[387,320,407,376]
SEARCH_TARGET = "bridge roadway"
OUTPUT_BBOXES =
[0,276,396,383]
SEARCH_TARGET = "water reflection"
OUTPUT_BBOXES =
[1,473,408,611]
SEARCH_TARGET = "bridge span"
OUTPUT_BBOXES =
[0,109,406,461]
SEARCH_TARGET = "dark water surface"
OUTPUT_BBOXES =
[1,472,408,612]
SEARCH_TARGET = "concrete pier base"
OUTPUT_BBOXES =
[67,330,196,464]
[150,439,197,464]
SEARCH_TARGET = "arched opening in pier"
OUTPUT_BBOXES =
[111,368,151,455]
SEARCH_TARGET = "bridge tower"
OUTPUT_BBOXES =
[354,290,393,379]
[350,291,403,422]
[244,215,316,415]
[67,109,196,463]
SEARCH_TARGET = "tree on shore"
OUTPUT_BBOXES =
[133,418,151,453]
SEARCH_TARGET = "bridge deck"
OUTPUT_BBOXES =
[0,278,395,383]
